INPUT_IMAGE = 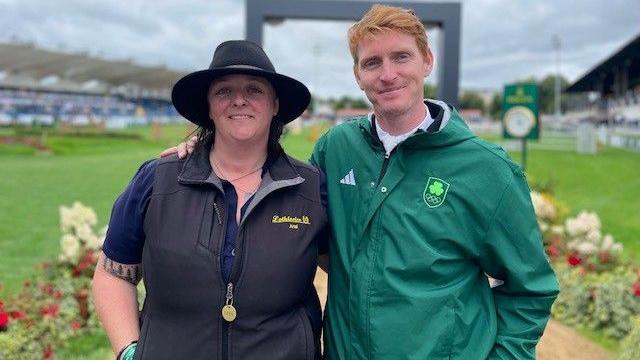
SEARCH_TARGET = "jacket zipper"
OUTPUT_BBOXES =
[376,146,399,185]
[217,178,304,360]
[220,196,250,360]
[376,153,390,185]
[215,197,232,360]
[222,282,234,360]
[222,221,250,360]
[213,201,223,225]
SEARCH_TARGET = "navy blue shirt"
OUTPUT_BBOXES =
[102,159,328,281]
[220,180,251,282]
[102,160,156,265]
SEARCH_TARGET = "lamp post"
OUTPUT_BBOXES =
[552,34,562,121]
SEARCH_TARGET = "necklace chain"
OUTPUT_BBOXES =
[211,155,265,195]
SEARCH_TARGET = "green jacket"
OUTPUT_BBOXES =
[310,101,558,359]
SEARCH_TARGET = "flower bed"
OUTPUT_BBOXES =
[0,202,105,359]
[531,190,640,356]
[1,193,639,358]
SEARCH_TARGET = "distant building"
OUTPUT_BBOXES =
[459,109,484,123]
[565,33,640,127]
[335,107,370,124]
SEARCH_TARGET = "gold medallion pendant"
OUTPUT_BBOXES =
[221,304,237,322]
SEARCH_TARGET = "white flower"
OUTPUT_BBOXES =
[565,211,601,237]
[601,234,623,253]
[86,234,104,250]
[601,234,614,250]
[75,223,94,243]
[586,229,602,243]
[551,225,564,235]
[60,202,98,234]
[539,221,549,232]
[576,242,598,255]
[59,205,74,232]
[71,201,97,227]
[578,211,601,231]
[530,191,556,220]
[567,239,579,251]
[83,225,108,250]
[60,234,80,262]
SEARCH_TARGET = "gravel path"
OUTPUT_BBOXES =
[537,320,613,360]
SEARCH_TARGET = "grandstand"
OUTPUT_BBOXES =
[0,41,188,128]
[564,32,640,128]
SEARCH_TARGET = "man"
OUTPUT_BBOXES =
[168,4,558,359]
[309,4,558,359]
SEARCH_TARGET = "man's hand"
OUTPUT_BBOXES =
[159,136,197,159]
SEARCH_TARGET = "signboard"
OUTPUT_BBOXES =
[502,83,540,140]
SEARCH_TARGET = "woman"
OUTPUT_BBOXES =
[92,40,327,360]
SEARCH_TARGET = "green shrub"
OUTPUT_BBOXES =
[552,263,640,340]
[618,317,640,360]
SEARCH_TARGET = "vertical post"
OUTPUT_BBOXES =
[246,0,264,45]
[438,3,461,107]
[521,138,528,171]
[552,34,561,122]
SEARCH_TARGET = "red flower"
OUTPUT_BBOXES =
[72,267,82,277]
[9,310,26,320]
[53,290,64,299]
[83,249,95,262]
[43,344,54,359]
[41,283,55,296]
[547,244,560,258]
[567,253,582,267]
[41,303,60,318]
[0,311,9,329]
[71,321,82,331]
[632,282,640,297]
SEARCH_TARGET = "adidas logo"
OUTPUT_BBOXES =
[340,169,356,186]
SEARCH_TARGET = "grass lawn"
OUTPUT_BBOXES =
[56,331,112,360]
[0,124,318,297]
[481,132,640,261]
[523,146,640,261]
[0,123,638,356]
[2,125,639,293]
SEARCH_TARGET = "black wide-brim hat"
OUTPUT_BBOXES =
[172,40,310,127]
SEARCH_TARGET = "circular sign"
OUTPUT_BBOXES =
[504,106,536,138]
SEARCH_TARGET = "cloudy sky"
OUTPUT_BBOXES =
[1,0,638,98]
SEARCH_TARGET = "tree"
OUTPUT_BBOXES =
[307,93,315,113]
[537,74,570,114]
[513,75,585,115]
[489,93,502,121]
[423,83,437,99]
[333,95,369,110]
[459,91,486,113]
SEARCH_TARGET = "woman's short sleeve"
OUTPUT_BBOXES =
[101,159,157,264]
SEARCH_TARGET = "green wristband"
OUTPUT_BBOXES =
[118,342,137,360]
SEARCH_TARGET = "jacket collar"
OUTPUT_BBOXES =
[359,99,475,150]
[177,135,301,187]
